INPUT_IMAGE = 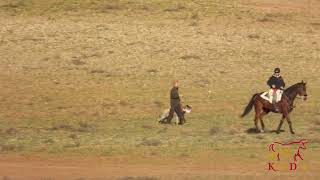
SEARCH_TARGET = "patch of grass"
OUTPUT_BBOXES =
[90,69,105,74]
[139,138,162,147]
[0,144,21,152]
[246,128,260,134]
[163,4,185,12]
[209,127,221,135]
[180,55,201,60]
[0,0,26,12]
[314,120,320,126]
[153,100,163,108]
[146,69,158,74]
[118,177,159,180]
[190,12,199,20]
[248,34,260,39]
[0,0,319,162]
[189,21,198,26]
[71,59,86,66]
[310,138,320,144]
[43,138,55,144]
[48,123,73,131]
[257,17,274,22]
[157,127,167,133]
[5,128,18,135]
[78,121,95,132]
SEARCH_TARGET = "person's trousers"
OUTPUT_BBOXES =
[167,104,185,124]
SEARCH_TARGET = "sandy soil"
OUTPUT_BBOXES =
[0,154,319,180]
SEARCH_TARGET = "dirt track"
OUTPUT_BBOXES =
[0,155,250,180]
[0,155,319,180]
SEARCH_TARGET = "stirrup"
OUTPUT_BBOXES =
[273,104,279,112]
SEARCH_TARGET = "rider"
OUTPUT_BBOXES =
[267,68,286,111]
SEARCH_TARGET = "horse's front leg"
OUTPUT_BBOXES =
[276,115,285,134]
[259,111,269,133]
[280,106,295,134]
[286,115,295,134]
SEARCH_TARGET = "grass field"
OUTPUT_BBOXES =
[0,0,320,179]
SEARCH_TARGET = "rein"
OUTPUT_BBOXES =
[283,83,306,110]
[291,96,305,109]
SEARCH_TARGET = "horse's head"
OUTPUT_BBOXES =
[298,81,308,101]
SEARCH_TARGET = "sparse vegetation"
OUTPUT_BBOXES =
[0,0,319,178]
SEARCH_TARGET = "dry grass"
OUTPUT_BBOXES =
[0,1,319,177]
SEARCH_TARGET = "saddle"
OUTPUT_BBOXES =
[260,89,283,104]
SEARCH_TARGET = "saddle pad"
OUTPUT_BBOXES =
[260,90,283,103]
[260,92,272,103]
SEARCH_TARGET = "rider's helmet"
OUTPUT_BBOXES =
[274,68,280,74]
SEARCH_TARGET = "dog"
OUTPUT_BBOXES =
[158,105,192,124]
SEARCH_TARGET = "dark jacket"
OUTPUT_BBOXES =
[267,75,285,89]
[170,87,180,107]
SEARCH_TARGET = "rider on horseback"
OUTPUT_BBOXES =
[267,68,286,111]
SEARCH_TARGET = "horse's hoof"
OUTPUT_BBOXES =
[291,131,295,134]
[260,130,265,133]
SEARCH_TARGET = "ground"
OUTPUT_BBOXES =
[0,0,319,179]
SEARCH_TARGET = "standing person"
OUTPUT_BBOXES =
[267,68,286,111]
[166,80,186,125]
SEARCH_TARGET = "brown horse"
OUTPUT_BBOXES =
[241,81,308,134]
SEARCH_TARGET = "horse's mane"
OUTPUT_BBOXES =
[285,82,303,94]
[284,82,305,101]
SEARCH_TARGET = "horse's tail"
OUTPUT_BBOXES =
[241,93,258,118]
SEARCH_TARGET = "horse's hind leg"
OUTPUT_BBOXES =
[259,111,268,133]
[254,115,260,132]
[254,102,263,132]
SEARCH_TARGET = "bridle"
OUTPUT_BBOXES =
[292,94,308,109]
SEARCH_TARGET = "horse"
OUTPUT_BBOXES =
[241,81,308,134]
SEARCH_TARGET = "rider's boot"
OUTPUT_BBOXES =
[272,93,279,112]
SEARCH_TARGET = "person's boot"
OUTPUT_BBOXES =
[178,118,185,125]
[272,101,279,112]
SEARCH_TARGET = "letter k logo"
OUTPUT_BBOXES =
[268,162,277,171]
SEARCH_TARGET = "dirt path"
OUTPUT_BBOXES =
[0,155,319,180]
[0,154,261,180]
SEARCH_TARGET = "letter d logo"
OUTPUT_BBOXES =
[290,163,297,171]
